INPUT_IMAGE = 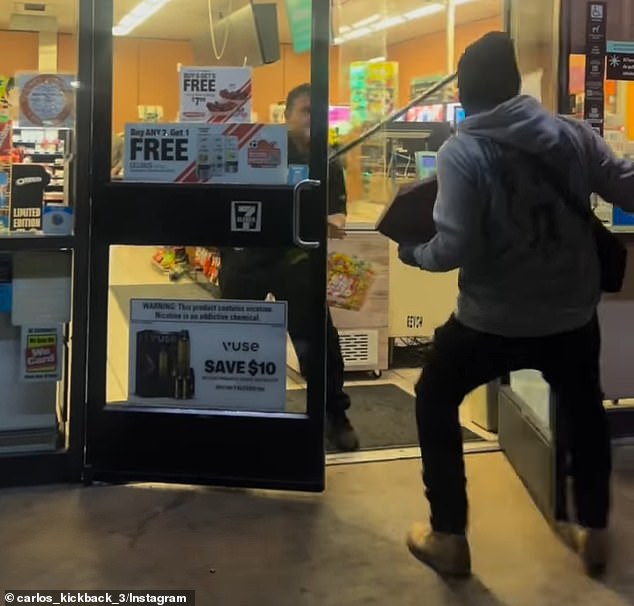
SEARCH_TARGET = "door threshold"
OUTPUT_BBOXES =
[326,440,500,466]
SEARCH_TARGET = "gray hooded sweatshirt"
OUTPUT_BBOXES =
[413,95,634,337]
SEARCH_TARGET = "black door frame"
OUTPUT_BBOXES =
[0,0,92,488]
[82,0,331,491]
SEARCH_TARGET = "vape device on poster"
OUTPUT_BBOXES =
[196,130,211,181]
[211,135,225,177]
[224,135,239,173]
[135,330,194,400]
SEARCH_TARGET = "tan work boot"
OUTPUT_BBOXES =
[406,523,472,577]
[555,523,608,576]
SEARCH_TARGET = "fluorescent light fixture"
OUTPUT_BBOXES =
[372,15,405,30]
[404,3,444,20]
[334,0,478,46]
[340,26,372,42]
[353,14,381,28]
[113,0,172,36]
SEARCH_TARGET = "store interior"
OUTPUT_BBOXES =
[1,0,634,458]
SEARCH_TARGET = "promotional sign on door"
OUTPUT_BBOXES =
[20,325,62,382]
[123,122,287,184]
[179,66,252,123]
[128,299,287,411]
[606,41,634,81]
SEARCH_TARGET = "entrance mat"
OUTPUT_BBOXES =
[287,383,485,451]
[390,342,434,369]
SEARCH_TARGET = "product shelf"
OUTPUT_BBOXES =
[0,235,76,251]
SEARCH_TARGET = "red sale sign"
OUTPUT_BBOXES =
[21,326,61,382]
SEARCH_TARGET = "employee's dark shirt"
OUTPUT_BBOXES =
[288,135,347,216]
[219,134,347,279]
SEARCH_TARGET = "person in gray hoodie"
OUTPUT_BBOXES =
[399,31,634,577]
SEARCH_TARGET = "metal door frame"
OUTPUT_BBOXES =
[83,0,331,491]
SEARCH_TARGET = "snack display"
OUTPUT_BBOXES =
[327,252,376,312]
[350,61,398,129]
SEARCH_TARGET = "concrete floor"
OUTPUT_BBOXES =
[2,451,633,606]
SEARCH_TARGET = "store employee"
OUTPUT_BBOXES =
[218,83,359,452]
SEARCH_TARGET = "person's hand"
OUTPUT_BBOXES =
[398,243,422,267]
[327,213,346,240]
[328,224,346,239]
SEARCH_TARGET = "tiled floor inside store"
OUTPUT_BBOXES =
[2,449,633,605]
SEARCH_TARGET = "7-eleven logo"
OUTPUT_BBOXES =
[231,201,262,232]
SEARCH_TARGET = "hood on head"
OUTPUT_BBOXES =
[458,95,567,158]
[457,31,521,115]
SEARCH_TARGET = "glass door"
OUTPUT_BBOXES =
[84,0,331,490]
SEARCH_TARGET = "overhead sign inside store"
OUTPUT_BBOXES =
[285,0,312,54]
[584,2,607,135]
[123,122,287,185]
[179,67,252,123]
[16,73,75,128]
[606,41,634,81]
[128,299,287,411]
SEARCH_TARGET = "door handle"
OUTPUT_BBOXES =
[292,179,321,250]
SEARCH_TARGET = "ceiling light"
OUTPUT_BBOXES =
[334,0,476,46]
[353,14,381,28]
[404,3,444,20]
[372,16,405,31]
[113,0,172,36]
[340,26,372,42]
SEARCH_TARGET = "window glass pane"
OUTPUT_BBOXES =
[111,0,322,185]
[0,250,73,454]
[0,1,78,454]
[107,244,314,415]
[335,0,503,228]
[0,1,78,238]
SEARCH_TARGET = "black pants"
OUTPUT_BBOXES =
[218,257,350,417]
[416,315,611,534]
